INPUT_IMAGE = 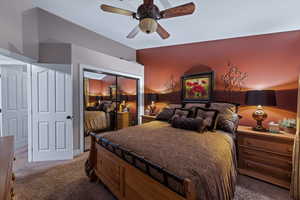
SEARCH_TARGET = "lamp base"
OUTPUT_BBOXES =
[252,105,268,132]
[252,126,267,132]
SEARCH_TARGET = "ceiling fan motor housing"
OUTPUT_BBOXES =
[137,4,161,34]
[137,4,161,20]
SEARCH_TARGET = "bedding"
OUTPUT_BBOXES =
[84,111,110,135]
[209,102,239,134]
[156,107,175,121]
[184,103,207,116]
[195,107,219,130]
[171,114,208,133]
[100,121,237,200]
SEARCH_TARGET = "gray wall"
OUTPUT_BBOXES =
[39,43,71,64]
[0,0,39,59]
[38,9,136,61]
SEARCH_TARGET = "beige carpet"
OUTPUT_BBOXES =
[15,153,290,200]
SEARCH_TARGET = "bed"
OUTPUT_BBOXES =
[85,118,237,200]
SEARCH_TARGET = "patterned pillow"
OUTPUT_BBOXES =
[208,103,239,134]
[209,103,237,114]
[217,113,240,134]
[156,108,175,122]
[171,115,208,133]
[174,108,190,117]
[195,107,219,131]
[166,104,183,109]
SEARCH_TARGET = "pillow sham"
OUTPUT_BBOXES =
[216,113,240,134]
[184,103,206,117]
[167,104,183,109]
[171,115,208,133]
[173,108,190,118]
[156,108,175,122]
[195,107,219,131]
[209,102,237,114]
[209,102,239,133]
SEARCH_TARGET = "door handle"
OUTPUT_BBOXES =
[66,116,73,120]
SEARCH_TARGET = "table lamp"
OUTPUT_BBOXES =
[245,90,277,132]
[149,93,159,115]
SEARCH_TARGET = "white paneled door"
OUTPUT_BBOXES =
[0,65,28,149]
[31,64,73,161]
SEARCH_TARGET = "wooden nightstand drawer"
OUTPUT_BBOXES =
[237,126,295,189]
[239,147,292,171]
[239,159,291,188]
[239,136,293,156]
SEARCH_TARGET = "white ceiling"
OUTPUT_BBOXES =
[33,0,300,50]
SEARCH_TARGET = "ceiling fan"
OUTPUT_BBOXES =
[100,0,196,39]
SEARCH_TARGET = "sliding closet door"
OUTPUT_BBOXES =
[83,72,117,151]
[117,76,138,128]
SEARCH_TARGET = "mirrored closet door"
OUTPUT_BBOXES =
[83,70,139,151]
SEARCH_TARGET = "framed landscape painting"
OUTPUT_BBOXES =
[181,72,214,102]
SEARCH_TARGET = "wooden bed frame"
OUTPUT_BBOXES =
[85,135,197,200]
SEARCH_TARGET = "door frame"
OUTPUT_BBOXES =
[79,64,144,155]
[28,63,73,162]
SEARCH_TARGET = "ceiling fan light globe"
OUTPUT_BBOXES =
[139,18,157,34]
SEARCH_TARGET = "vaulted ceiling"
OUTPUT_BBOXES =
[33,0,300,49]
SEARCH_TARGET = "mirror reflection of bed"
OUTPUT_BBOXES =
[83,70,138,151]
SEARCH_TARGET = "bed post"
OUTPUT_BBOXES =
[85,133,98,182]
[184,179,197,200]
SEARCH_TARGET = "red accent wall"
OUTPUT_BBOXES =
[137,30,300,127]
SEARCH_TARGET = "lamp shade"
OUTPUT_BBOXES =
[149,93,159,102]
[245,90,277,106]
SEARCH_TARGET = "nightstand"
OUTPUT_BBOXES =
[141,115,156,124]
[117,112,130,130]
[237,125,295,189]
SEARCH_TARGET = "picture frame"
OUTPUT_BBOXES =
[181,72,214,103]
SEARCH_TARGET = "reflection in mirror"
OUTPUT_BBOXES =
[83,70,139,152]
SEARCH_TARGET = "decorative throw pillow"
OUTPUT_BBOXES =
[209,102,237,114]
[156,108,175,122]
[217,113,240,134]
[166,104,183,109]
[195,107,219,131]
[174,108,190,117]
[209,103,240,133]
[184,103,207,117]
[171,115,207,133]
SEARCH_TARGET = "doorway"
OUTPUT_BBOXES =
[82,68,140,152]
[0,52,74,163]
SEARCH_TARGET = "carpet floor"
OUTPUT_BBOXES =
[15,153,290,200]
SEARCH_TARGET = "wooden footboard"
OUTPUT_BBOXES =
[86,135,197,200]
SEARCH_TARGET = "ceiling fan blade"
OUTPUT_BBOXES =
[159,0,172,9]
[144,0,154,4]
[127,25,140,39]
[100,4,135,16]
[160,2,195,19]
[157,23,170,39]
